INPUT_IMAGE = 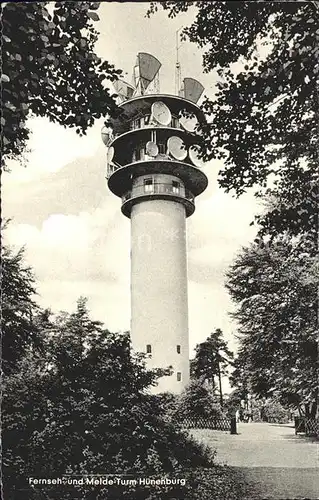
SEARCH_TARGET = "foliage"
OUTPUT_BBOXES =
[229,359,250,399]
[3,299,217,499]
[174,379,225,421]
[239,396,290,423]
[259,400,290,423]
[3,353,254,499]
[156,391,180,421]
[147,1,319,239]
[226,234,318,416]
[191,329,233,390]
[163,465,258,500]
[95,465,255,500]
[1,242,44,374]
[2,1,122,166]
[224,389,245,416]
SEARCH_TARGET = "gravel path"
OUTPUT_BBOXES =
[191,422,319,499]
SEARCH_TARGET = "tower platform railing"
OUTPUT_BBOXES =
[121,182,195,217]
[122,183,194,202]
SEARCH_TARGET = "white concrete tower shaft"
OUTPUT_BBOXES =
[106,91,207,394]
[131,195,189,393]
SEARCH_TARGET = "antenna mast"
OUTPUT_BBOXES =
[175,27,183,95]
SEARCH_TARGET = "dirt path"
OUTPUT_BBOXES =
[191,422,319,499]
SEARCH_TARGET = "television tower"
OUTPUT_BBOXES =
[103,53,207,393]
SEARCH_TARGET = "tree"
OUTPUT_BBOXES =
[228,356,251,407]
[191,329,233,407]
[225,234,318,417]
[2,1,122,166]
[1,242,44,374]
[147,2,318,239]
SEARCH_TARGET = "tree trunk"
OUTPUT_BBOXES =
[217,361,223,408]
[211,375,216,392]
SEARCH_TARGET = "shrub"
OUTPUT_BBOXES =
[261,400,290,423]
[171,380,225,422]
[156,392,180,421]
[3,303,214,499]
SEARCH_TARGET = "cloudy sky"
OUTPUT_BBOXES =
[3,2,262,362]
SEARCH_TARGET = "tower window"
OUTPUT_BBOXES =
[177,345,181,354]
[177,372,182,382]
[172,181,180,194]
[144,178,154,193]
[158,143,165,154]
[146,344,152,354]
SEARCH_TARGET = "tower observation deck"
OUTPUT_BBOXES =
[103,53,208,393]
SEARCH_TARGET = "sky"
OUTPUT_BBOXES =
[2,2,263,374]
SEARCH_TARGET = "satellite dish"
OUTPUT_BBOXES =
[107,146,115,164]
[113,79,135,101]
[134,53,161,94]
[151,101,172,126]
[167,136,187,161]
[101,126,112,146]
[180,77,204,103]
[145,141,159,157]
[189,144,205,168]
[179,112,198,133]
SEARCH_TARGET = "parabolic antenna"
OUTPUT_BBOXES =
[134,53,161,94]
[189,144,205,168]
[179,112,198,133]
[167,136,187,161]
[101,126,112,146]
[180,77,204,103]
[145,141,159,157]
[113,79,135,101]
[151,101,172,126]
[107,146,115,164]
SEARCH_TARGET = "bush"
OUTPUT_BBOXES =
[261,400,290,423]
[171,380,225,422]
[3,303,214,499]
[156,392,180,421]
